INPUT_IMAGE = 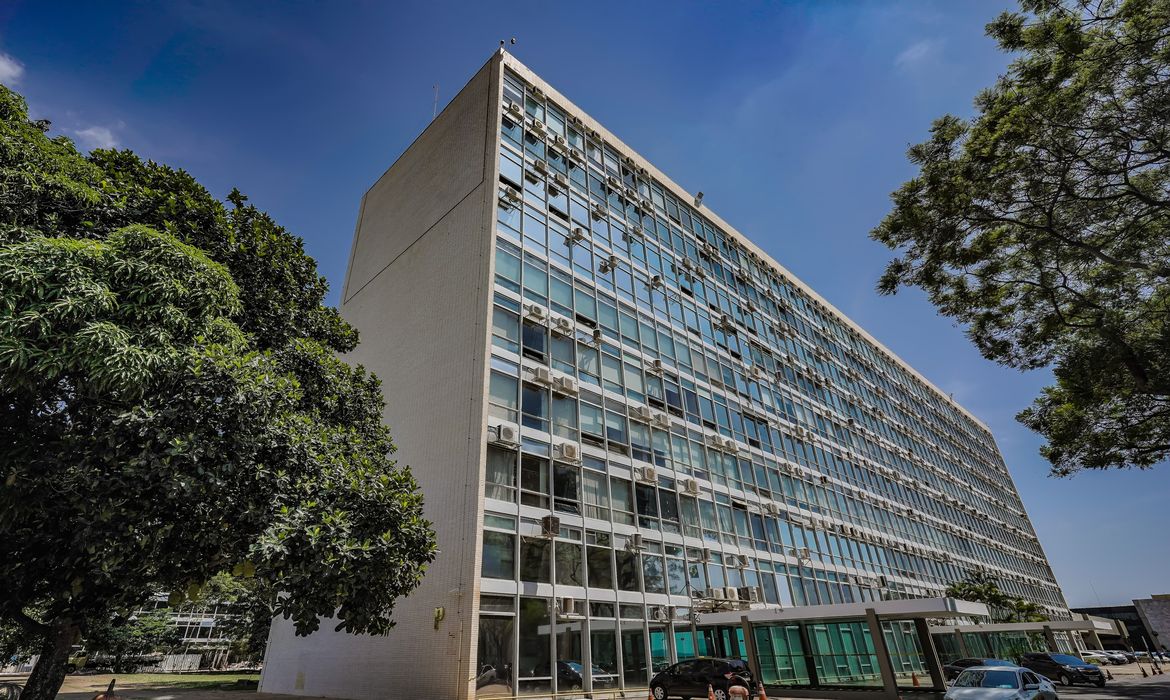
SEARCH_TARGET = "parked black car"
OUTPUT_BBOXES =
[650,658,756,700]
[556,660,616,689]
[943,657,1017,680]
[1019,652,1106,687]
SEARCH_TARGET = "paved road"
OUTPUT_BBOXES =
[1058,673,1170,700]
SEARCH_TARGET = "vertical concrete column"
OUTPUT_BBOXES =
[796,623,821,688]
[954,628,970,657]
[865,609,900,700]
[741,616,763,689]
[1087,630,1103,650]
[914,618,946,691]
[1042,626,1058,652]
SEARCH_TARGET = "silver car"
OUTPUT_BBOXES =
[945,666,1058,700]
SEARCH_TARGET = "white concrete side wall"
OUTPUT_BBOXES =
[260,54,502,700]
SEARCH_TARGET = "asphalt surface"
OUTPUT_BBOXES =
[1056,673,1170,700]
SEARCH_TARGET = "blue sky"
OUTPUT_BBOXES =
[2,1,1165,608]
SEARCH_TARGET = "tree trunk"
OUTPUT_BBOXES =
[20,622,76,700]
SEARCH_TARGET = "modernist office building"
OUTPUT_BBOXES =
[260,51,1068,700]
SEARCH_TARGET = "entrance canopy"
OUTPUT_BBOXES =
[697,596,990,627]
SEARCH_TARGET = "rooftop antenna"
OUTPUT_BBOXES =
[432,84,438,120]
[499,37,517,53]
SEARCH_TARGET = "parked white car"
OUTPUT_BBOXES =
[944,666,1058,700]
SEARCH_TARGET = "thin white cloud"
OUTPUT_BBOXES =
[895,39,940,69]
[0,51,25,85]
[72,126,118,150]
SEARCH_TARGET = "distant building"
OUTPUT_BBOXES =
[260,50,1068,700]
[1073,594,1170,652]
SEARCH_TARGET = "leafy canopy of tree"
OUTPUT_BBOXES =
[945,571,1050,623]
[85,609,181,674]
[0,84,435,700]
[871,0,1170,475]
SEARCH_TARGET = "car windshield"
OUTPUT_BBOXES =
[983,660,1014,666]
[564,662,583,672]
[1050,654,1084,665]
[955,670,1020,689]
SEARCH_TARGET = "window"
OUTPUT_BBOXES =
[553,464,580,514]
[555,541,584,586]
[519,537,552,583]
[492,306,520,354]
[482,531,515,579]
[582,471,609,520]
[587,532,614,589]
[522,320,547,361]
[520,455,549,508]
[488,372,518,422]
[616,549,641,592]
[611,477,634,526]
[485,446,516,502]
[521,383,548,431]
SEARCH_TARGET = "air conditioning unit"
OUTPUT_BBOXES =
[552,134,567,148]
[629,533,644,550]
[736,554,750,568]
[488,422,519,447]
[679,478,700,496]
[528,365,553,385]
[709,588,726,600]
[591,328,604,345]
[599,254,618,274]
[553,375,579,395]
[724,587,740,601]
[738,587,762,604]
[647,358,664,374]
[799,547,811,560]
[552,316,574,336]
[606,175,622,190]
[627,224,644,238]
[552,172,569,188]
[505,101,523,119]
[499,186,522,206]
[555,442,581,463]
[718,314,735,330]
[648,274,663,289]
[632,405,654,422]
[558,597,583,619]
[528,121,548,139]
[705,433,724,448]
[636,466,658,483]
[592,202,607,219]
[763,502,782,516]
[524,303,546,320]
[532,159,548,174]
[651,412,670,429]
[720,436,739,451]
[541,514,561,537]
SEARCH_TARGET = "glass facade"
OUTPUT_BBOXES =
[475,66,1067,696]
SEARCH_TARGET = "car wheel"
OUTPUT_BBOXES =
[65,664,76,674]
[1058,673,1071,687]
[651,685,666,700]
[713,687,729,700]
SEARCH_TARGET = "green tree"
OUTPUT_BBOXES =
[85,610,180,674]
[180,573,274,661]
[0,84,436,700]
[945,571,1049,623]
[871,0,1170,475]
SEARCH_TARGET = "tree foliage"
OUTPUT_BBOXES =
[85,610,180,674]
[0,84,435,700]
[945,571,1050,623]
[871,0,1170,475]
